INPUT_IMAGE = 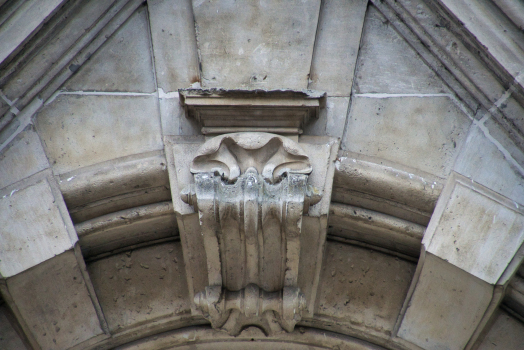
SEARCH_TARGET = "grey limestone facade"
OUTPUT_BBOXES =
[0,1,524,349]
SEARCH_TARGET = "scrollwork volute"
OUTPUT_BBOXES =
[181,133,321,335]
[190,132,313,183]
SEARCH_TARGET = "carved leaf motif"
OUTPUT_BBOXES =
[191,132,312,183]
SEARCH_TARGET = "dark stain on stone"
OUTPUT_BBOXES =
[69,64,80,73]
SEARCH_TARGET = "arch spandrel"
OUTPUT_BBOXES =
[0,0,524,350]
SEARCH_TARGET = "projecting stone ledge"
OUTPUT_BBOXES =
[178,88,326,135]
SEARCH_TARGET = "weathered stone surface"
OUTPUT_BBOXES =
[343,95,471,178]
[0,304,28,350]
[147,0,200,91]
[64,6,156,93]
[398,253,493,350]
[0,178,75,277]
[439,0,524,82]
[304,97,349,138]
[316,241,416,335]
[0,125,49,190]
[0,0,67,65]
[424,173,524,284]
[179,89,323,136]
[59,151,169,210]
[477,309,524,350]
[6,251,104,350]
[77,202,177,258]
[175,133,334,335]
[193,0,320,89]
[308,0,367,96]
[159,92,199,136]
[1,0,116,100]
[87,242,190,333]
[498,95,524,137]
[454,121,524,205]
[329,203,425,258]
[354,5,450,94]
[36,95,163,174]
[115,327,388,350]
[334,155,443,215]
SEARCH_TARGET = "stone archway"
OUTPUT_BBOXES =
[1,1,524,350]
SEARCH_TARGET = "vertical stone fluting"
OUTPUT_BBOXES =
[185,169,316,334]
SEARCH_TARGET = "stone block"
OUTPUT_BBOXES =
[499,95,524,137]
[64,6,156,93]
[398,253,493,350]
[0,178,75,277]
[304,97,349,138]
[36,95,163,174]
[354,5,450,94]
[147,0,200,91]
[193,0,320,89]
[6,251,104,350]
[2,0,115,100]
[0,304,28,349]
[316,242,415,335]
[343,95,471,178]
[0,125,49,190]
[454,121,524,205]
[477,309,524,350]
[159,92,200,136]
[308,0,367,96]
[424,173,524,284]
[0,0,67,64]
[87,242,190,332]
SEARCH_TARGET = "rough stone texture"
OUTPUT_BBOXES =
[0,125,49,190]
[304,97,349,138]
[87,242,190,333]
[315,241,416,335]
[58,151,171,223]
[354,5,450,94]
[1,0,116,101]
[147,0,200,91]
[0,178,75,277]
[454,121,524,205]
[308,0,367,96]
[1,1,524,349]
[498,95,524,137]
[424,174,524,284]
[64,6,156,93]
[193,0,320,89]
[0,0,67,64]
[439,0,524,81]
[6,251,104,350]
[0,304,28,350]
[343,96,471,178]
[115,327,389,350]
[77,202,177,258]
[36,95,163,175]
[329,204,424,258]
[398,253,493,350]
[477,309,524,350]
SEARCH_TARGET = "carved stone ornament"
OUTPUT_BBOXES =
[166,131,338,336]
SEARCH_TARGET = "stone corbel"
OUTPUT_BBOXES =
[166,98,338,336]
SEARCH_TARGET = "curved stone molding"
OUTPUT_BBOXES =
[194,285,306,335]
[191,132,312,183]
[167,132,339,335]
